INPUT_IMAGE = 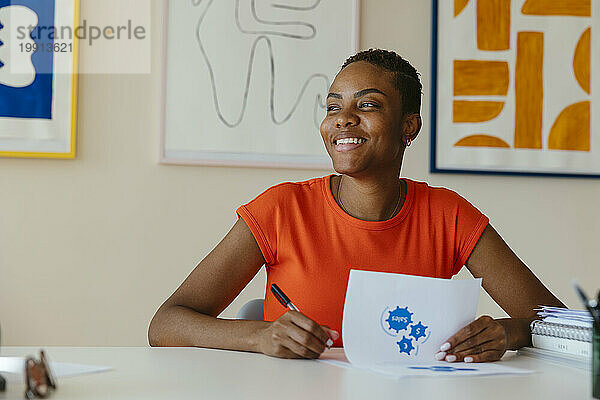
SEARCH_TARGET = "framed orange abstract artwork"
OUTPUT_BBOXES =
[431,0,599,177]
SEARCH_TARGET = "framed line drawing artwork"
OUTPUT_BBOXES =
[0,0,79,159]
[161,0,360,169]
[431,0,599,177]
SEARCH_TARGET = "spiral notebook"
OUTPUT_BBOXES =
[531,320,594,342]
[528,307,594,360]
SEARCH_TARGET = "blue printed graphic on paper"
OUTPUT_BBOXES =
[409,321,428,341]
[408,366,478,372]
[385,306,413,333]
[381,305,432,357]
[0,0,55,119]
[396,336,415,355]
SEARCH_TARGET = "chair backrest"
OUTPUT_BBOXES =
[236,298,264,321]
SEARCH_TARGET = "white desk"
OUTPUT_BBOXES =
[0,347,594,400]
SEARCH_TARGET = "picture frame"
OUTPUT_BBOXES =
[0,0,79,159]
[431,0,599,178]
[160,0,360,169]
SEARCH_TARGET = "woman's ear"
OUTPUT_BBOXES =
[402,113,423,143]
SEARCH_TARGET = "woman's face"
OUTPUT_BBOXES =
[320,61,407,176]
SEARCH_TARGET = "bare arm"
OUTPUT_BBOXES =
[439,224,565,362]
[467,224,564,347]
[148,218,335,358]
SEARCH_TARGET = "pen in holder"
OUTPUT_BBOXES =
[0,370,5,392]
[0,323,5,392]
[572,282,600,399]
[594,324,599,399]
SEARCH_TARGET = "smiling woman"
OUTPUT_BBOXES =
[148,49,565,362]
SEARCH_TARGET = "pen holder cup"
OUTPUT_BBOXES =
[594,328,600,399]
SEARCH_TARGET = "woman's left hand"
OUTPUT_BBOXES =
[435,315,508,363]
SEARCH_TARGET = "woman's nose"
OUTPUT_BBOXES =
[335,109,359,128]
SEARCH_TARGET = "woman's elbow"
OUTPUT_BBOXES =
[147,309,167,347]
[148,327,160,347]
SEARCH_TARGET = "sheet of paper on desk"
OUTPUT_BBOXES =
[319,349,532,377]
[369,361,532,377]
[0,357,111,383]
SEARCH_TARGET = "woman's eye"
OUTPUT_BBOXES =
[327,105,340,112]
[360,102,377,108]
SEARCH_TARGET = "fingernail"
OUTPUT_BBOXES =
[464,357,473,363]
[434,352,446,361]
[331,331,340,340]
[440,342,451,351]
[445,355,457,363]
[326,338,333,347]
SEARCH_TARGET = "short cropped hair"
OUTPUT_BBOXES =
[341,49,422,115]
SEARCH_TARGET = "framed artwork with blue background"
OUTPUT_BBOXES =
[431,0,599,178]
[0,0,78,159]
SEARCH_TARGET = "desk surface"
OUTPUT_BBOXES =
[0,346,593,400]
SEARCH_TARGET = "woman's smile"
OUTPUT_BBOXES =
[333,135,368,152]
[334,139,367,152]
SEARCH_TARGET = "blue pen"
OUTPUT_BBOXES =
[271,284,299,311]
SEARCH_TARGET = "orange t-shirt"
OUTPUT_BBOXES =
[236,174,489,347]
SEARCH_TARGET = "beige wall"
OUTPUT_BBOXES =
[1,0,598,346]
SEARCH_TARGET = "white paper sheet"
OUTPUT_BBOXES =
[369,361,533,377]
[0,357,111,383]
[329,270,533,377]
[342,270,482,367]
[536,306,594,327]
[319,348,532,378]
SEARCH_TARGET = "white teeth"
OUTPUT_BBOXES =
[335,138,366,145]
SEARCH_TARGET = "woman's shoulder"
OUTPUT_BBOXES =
[405,178,474,207]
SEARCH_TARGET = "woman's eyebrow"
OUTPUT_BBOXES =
[326,88,387,100]
[354,88,387,98]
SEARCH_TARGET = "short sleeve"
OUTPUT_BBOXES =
[449,192,489,275]
[236,184,289,266]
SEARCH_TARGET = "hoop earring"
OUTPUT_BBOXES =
[406,138,412,147]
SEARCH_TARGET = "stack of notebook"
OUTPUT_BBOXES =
[519,306,594,369]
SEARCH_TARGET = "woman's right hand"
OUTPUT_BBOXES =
[257,311,339,359]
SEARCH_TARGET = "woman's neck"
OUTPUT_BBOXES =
[333,173,405,221]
